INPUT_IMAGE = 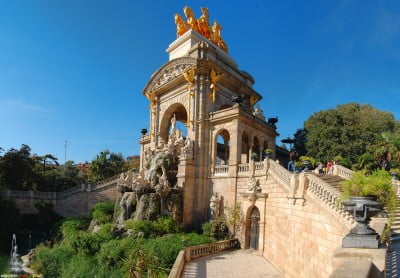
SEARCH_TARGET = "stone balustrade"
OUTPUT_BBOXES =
[334,165,353,180]
[238,163,249,174]
[306,174,355,230]
[168,239,240,278]
[214,165,229,176]
[268,159,292,191]
[254,161,263,171]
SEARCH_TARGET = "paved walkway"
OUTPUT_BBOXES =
[181,249,283,278]
[387,240,400,277]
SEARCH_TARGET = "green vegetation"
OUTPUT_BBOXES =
[0,253,10,274]
[91,202,115,224]
[31,202,213,277]
[291,103,400,173]
[341,170,396,213]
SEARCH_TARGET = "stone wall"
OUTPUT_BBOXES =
[210,160,356,278]
[8,178,119,217]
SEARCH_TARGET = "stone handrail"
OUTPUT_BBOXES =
[186,239,240,260]
[57,184,83,198]
[238,163,249,173]
[268,159,292,191]
[392,180,400,196]
[254,161,263,171]
[306,174,355,230]
[214,165,229,176]
[7,190,56,199]
[168,239,240,278]
[334,165,353,180]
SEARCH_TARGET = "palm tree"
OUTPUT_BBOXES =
[374,133,400,170]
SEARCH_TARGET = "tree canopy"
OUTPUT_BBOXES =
[302,103,399,165]
[88,150,125,182]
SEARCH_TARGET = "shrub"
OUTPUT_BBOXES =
[153,216,182,235]
[91,202,115,224]
[124,220,155,238]
[67,231,105,256]
[60,255,97,278]
[295,156,317,170]
[204,218,229,240]
[31,244,73,278]
[61,217,89,241]
[341,170,396,213]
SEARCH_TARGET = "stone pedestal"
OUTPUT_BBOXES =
[342,233,380,249]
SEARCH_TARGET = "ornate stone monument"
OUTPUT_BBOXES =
[139,6,277,229]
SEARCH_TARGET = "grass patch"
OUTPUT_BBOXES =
[0,253,10,274]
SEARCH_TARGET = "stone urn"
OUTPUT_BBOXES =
[342,196,383,248]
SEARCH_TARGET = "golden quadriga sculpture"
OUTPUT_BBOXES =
[175,6,228,53]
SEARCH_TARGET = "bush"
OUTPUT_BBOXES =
[295,156,317,170]
[67,231,105,256]
[202,218,229,240]
[153,216,182,235]
[91,202,115,224]
[61,217,90,241]
[124,220,155,238]
[60,255,97,278]
[341,170,396,213]
[31,244,73,278]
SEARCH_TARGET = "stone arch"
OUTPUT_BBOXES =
[252,135,261,161]
[159,103,188,142]
[214,129,230,165]
[244,205,260,249]
[241,131,250,163]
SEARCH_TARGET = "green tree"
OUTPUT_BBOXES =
[304,103,399,165]
[293,128,308,157]
[89,150,125,182]
[0,144,37,190]
[373,132,400,169]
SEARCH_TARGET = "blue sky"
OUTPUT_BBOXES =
[1,0,399,163]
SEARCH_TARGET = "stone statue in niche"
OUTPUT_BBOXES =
[181,137,194,159]
[247,174,261,193]
[210,192,222,219]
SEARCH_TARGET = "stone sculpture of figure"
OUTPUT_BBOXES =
[181,138,194,159]
[174,14,189,37]
[170,114,177,134]
[198,7,211,39]
[183,6,200,33]
[247,174,261,193]
[253,105,265,120]
[211,21,228,52]
[210,192,221,219]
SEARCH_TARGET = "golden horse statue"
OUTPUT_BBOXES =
[174,7,228,53]
[211,21,228,52]
[174,14,189,37]
[183,6,200,33]
[198,7,212,39]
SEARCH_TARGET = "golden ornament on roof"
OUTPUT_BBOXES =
[174,6,228,53]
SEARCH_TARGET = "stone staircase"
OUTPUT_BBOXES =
[315,174,346,192]
[390,196,400,242]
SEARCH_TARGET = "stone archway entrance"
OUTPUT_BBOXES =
[249,207,260,250]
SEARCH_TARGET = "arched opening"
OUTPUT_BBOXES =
[160,103,188,143]
[216,129,230,165]
[252,136,261,161]
[262,140,269,160]
[241,132,250,163]
[249,207,260,250]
